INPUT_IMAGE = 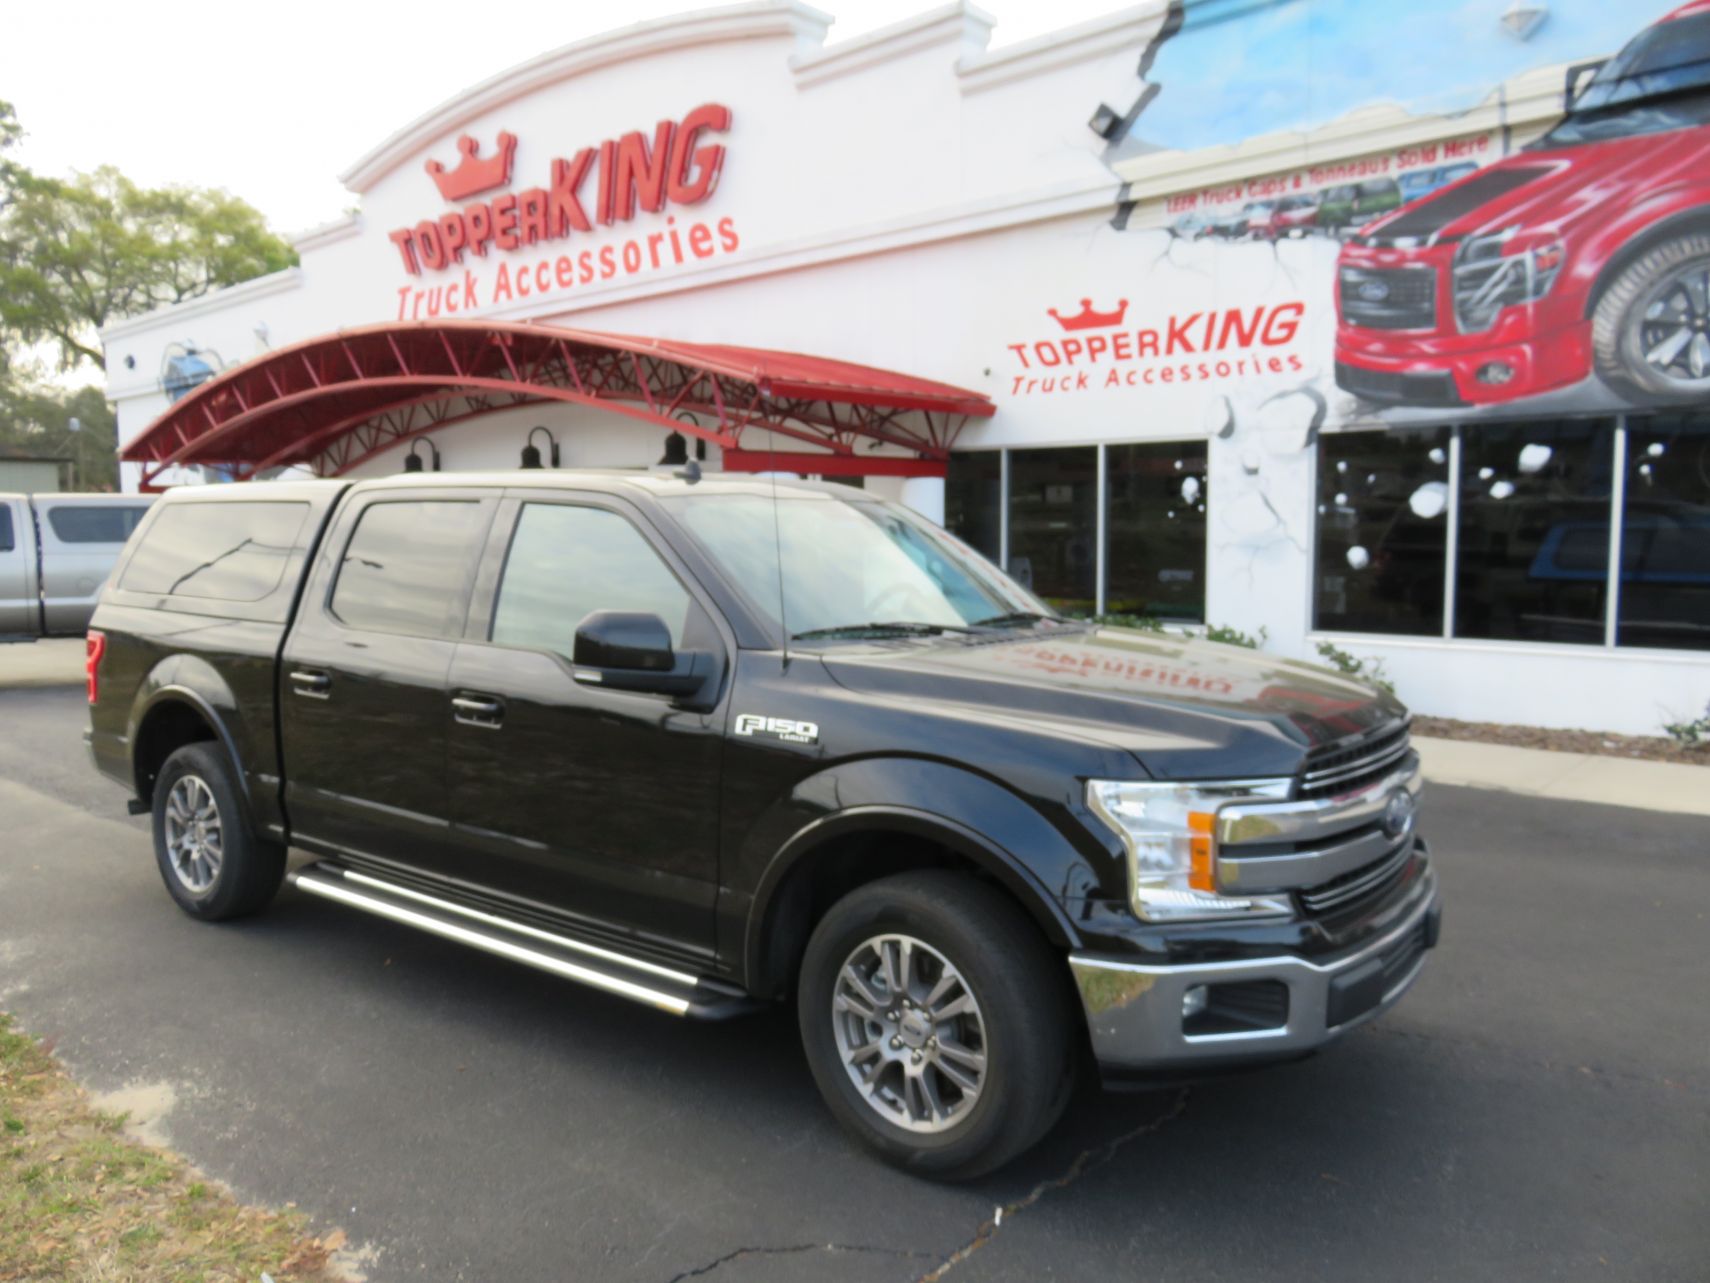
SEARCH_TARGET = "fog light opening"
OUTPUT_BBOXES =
[1182,985,1210,1020]
[1476,361,1515,385]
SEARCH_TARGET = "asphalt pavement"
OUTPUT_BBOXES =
[0,666,1705,1282]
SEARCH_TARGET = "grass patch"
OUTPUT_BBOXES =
[0,1011,346,1281]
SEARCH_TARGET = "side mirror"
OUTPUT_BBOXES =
[573,610,675,672]
[571,610,714,702]
[1563,58,1607,112]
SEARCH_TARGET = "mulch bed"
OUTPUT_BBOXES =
[1412,716,1710,766]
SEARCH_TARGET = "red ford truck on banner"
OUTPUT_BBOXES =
[1335,2,1710,408]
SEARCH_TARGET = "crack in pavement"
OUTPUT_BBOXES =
[915,1088,1192,1282]
[662,1242,934,1282]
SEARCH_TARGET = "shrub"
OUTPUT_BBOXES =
[1314,640,1396,696]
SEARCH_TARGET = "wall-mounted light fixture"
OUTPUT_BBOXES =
[404,438,440,473]
[1088,103,1123,140]
[521,425,560,469]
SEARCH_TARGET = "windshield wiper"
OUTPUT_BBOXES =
[966,610,1065,629]
[791,620,978,640]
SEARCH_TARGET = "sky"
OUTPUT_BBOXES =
[1132,0,1681,150]
[0,0,1138,237]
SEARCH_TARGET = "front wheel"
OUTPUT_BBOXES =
[797,871,1074,1179]
[151,742,285,921]
[1593,232,1710,402]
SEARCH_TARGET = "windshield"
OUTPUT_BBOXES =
[1541,13,1710,145]
[665,492,1050,640]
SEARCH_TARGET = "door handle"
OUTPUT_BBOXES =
[288,670,331,698]
[452,693,505,726]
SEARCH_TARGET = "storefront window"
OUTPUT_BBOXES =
[1106,442,1207,622]
[1006,447,1096,613]
[944,451,1002,562]
[1619,413,1710,651]
[1455,419,1615,645]
[1314,427,1450,635]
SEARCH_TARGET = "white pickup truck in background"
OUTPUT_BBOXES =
[1,493,155,639]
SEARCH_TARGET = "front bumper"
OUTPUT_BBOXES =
[1071,866,1441,1075]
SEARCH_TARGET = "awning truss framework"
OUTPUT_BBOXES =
[121,321,995,489]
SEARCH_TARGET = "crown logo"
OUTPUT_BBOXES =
[425,131,519,202]
[1048,298,1129,331]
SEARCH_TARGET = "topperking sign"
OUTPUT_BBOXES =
[388,103,740,319]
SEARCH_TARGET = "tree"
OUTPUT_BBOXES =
[0,381,118,489]
[0,164,297,373]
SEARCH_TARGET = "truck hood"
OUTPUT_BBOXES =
[817,625,1407,781]
[1357,126,1708,244]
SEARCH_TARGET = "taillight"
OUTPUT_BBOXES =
[86,629,106,705]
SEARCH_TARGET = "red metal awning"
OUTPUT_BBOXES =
[121,320,994,489]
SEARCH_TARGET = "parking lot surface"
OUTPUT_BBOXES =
[0,668,1705,1282]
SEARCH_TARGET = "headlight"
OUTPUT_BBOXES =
[1453,225,1564,332]
[1087,779,1295,922]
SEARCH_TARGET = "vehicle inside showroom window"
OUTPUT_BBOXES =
[1313,415,1707,652]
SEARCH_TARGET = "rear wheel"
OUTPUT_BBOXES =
[797,871,1074,1179]
[151,743,285,921]
[1593,232,1710,401]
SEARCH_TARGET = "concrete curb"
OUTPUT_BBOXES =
[0,637,86,687]
[1415,735,1710,818]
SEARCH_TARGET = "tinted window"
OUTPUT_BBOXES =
[1315,427,1450,635]
[945,451,1001,562]
[1106,441,1207,623]
[331,500,487,637]
[492,504,691,653]
[46,504,150,544]
[1456,419,1614,644]
[1620,413,1710,651]
[121,502,310,601]
[0,506,12,553]
[1007,447,1096,613]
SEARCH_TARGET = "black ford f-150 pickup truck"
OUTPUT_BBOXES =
[86,470,1440,1178]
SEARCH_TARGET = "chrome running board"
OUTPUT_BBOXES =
[286,862,758,1020]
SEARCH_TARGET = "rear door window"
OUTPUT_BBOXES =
[0,506,12,553]
[331,500,488,638]
[491,503,692,654]
[120,502,311,600]
[46,505,150,544]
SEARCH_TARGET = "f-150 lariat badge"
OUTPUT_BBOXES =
[734,714,820,745]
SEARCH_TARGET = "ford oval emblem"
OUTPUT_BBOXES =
[1358,278,1391,302]
[1381,788,1416,839]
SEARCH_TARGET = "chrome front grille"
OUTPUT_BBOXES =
[1338,266,1437,330]
[1300,722,1412,798]
[1299,842,1413,914]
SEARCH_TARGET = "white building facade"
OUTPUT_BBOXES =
[104,0,1710,734]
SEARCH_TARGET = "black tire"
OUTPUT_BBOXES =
[1592,232,1710,402]
[796,870,1074,1180]
[151,742,285,921]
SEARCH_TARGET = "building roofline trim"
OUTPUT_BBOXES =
[338,1,834,193]
[956,2,1165,95]
[789,2,994,88]
[100,268,305,345]
[291,213,364,254]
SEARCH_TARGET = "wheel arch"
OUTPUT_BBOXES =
[128,682,245,810]
[744,805,1082,1000]
[1585,204,1710,319]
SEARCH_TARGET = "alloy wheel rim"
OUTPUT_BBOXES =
[831,933,988,1134]
[1637,261,1710,389]
[163,774,223,894]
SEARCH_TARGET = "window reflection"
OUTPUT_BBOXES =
[120,502,309,602]
[945,451,1002,563]
[1007,447,1096,614]
[1314,427,1450,635]
[1107,442,1208,623]
[1455,419,1615,644]
[1620,413,1710,651]
[332,501,486,637]
[492,504,692,654]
